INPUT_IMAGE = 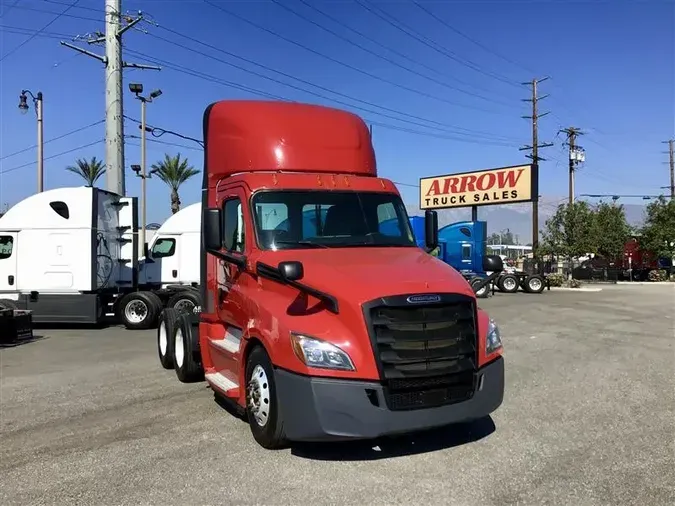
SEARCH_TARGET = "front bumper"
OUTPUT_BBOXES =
[275,356,504,442]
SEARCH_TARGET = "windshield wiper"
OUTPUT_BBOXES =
[272,240,330,249]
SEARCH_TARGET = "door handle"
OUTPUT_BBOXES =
[172,269,178,278]
[8,275,14,286]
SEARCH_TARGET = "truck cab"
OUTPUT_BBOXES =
[161,100,505,449]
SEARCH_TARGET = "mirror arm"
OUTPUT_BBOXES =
[207,248,247,268]
[255,261,339,314]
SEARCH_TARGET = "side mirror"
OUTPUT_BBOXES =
[279,261,304,282]
[424,210,438,250]
[483,254,504,273]
[203,207,222,251]
[143,242,150,258]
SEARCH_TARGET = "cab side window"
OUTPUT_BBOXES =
[0,236,14,259]
[223,198,245,253]
[151,238,175,258]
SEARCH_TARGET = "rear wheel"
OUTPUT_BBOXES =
[498,274,519,293]
[167,290,200,316]
[157,308,179,369]
[173,314,203,383]
[524,275,545,294]
[246,346,287,449]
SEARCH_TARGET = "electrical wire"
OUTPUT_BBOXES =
[353,0,521,89]
[0,24,74,39]
[0,120,104,161]
[0,2,100,22]
[127,41,518,143]
[0,0,81,62]
[0,0,21,19]
[269,0,516,109]
[201,0,509,113]
[0,139,104,175]
[411,1,539,77]
[295,0,513,103]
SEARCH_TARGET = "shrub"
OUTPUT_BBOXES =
[648,269,668,282]
[546,273,564,287]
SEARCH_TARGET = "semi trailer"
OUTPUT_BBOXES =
[158,99,506,449]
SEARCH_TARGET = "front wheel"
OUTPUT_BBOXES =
[245,346,287,449]
[469,277,489,298]
[119,291,161,330]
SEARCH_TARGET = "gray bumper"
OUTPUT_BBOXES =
[275,356,504,442]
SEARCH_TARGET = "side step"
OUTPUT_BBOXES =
[205,372,239,398]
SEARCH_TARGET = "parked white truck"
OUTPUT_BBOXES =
[0,187,200,329]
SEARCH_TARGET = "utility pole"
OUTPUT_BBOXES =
[519,77,553,255]
[561,127,585,204]
[663,139,674,198]
[60,1,160,196]
[18,90,44,193]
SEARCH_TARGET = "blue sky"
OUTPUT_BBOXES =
[0,0,673,223]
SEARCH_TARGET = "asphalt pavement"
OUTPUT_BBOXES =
[1,284,674,505]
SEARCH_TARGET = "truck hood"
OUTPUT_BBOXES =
[258,246,474,304]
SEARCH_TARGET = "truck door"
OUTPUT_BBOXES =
[149,235,180,285]
[210,189,250,383]
[0,233,18,291]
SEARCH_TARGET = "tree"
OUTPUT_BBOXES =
[151,153,200,214]
[640,196,675,258]
[540,202,596,258]
[591,201,632,259]
[66,156,105,187]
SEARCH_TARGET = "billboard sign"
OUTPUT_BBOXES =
[419,164,537,210]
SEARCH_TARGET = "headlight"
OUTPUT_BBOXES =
[486,319,502,354]
[290,333,355,371]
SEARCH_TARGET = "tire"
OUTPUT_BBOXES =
[0,299,18,310]
[173,314,203,383]
[469,277,489,298]
[245,346,287,449]
[498,274,519,294]
[157,308,179,370]
[166,290,200,316]
[524,275,545,294]
[119,291,161,330]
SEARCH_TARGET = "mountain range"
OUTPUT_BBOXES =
[404,197,649,244]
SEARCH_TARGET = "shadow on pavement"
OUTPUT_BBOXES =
[291,416,496,461]
[0,335,48,349]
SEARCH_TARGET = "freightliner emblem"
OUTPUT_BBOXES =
[406,294,441,304]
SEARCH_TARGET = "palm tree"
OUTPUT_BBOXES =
[66,156,106,187]
[151,153,200,214]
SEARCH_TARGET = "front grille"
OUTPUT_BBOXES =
[365,295,477,411]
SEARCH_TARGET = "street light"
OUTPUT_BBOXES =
[128,83,162,250]
[18,90,44,193]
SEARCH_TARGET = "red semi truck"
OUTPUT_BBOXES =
[157,100,505,449]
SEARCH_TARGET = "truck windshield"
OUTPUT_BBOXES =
[252,190,416,250]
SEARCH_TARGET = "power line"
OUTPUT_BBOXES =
[0,119,104,161]
[123,48,519,146]
[353,0,520,89]
[294,0,511,105]
[201,0,506,113]
[0,0,21,19]
[0,0,81,62]
[0,139,104,175]
[411,1,537,77]
[0,2,100,22]
[268,0,516,109]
